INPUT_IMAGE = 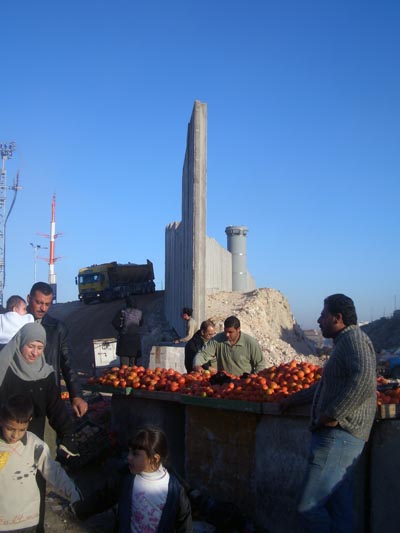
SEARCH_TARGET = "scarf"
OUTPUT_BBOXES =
[0,322,53,387]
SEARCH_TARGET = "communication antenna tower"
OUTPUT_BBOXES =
[0,142,21,307]
[38,194,63,302]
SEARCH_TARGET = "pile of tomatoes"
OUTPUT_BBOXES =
[82,363,400,406]
[87,360,323,403]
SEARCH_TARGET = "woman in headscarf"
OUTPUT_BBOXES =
[0,322,77,453]
[0,322,80,532]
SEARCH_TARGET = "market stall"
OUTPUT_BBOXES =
[84,362,400,532]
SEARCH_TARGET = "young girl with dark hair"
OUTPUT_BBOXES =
[74,427,193,532]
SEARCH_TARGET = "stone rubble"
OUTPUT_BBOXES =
[205,288,322,368]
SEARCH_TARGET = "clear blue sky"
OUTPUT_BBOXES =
[2,0,399,329]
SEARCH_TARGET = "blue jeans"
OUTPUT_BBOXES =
[297,427,365,533]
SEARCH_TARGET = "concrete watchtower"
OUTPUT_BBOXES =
[225,225,248,291]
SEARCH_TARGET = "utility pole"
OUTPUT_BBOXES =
[0,141,19,307]
[29,243,48,282]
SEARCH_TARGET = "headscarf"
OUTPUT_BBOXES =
[0,322,54,387]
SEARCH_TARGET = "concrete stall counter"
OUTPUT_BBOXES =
[107,389,396,532]
[185,403,259,519]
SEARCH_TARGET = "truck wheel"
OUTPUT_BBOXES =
[391,366,400,379]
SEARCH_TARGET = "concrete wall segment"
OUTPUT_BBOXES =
[165,100,255,333]
[247,271,256,292]
[165,101,207,333]
[205,236,232,293]
[191,101,207,326]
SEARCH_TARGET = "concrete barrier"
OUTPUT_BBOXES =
[148,344,186,374]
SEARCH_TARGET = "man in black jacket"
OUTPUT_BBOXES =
[184,319,215,372]
[27,282,88,417]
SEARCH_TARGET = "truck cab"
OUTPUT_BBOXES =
[76,263,113,303]
[76,260,155,304]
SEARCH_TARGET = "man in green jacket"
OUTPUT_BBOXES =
[193,315,264,376]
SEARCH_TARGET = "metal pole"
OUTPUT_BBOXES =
[30,243,48,283]
[0,142,16,307]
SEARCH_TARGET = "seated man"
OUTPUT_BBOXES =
[193,315,264,376]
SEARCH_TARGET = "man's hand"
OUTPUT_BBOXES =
[72,397,88,418]
[318,415,338,428]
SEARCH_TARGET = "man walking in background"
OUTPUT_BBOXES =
[281,293,376,532]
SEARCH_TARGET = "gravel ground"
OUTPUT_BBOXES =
[43,455,118,532]
[44,491,116,532]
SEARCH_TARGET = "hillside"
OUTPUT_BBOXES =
[362,310,400,353]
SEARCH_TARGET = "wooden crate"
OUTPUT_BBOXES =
[376,404,400,419]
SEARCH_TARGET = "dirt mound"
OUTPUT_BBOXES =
[206,288,318,367]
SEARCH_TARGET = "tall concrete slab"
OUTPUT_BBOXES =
[165,101,207,336]
[165,101,256,337]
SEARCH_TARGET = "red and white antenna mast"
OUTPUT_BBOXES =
[38,194,63,302]
[49,194,57,286]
